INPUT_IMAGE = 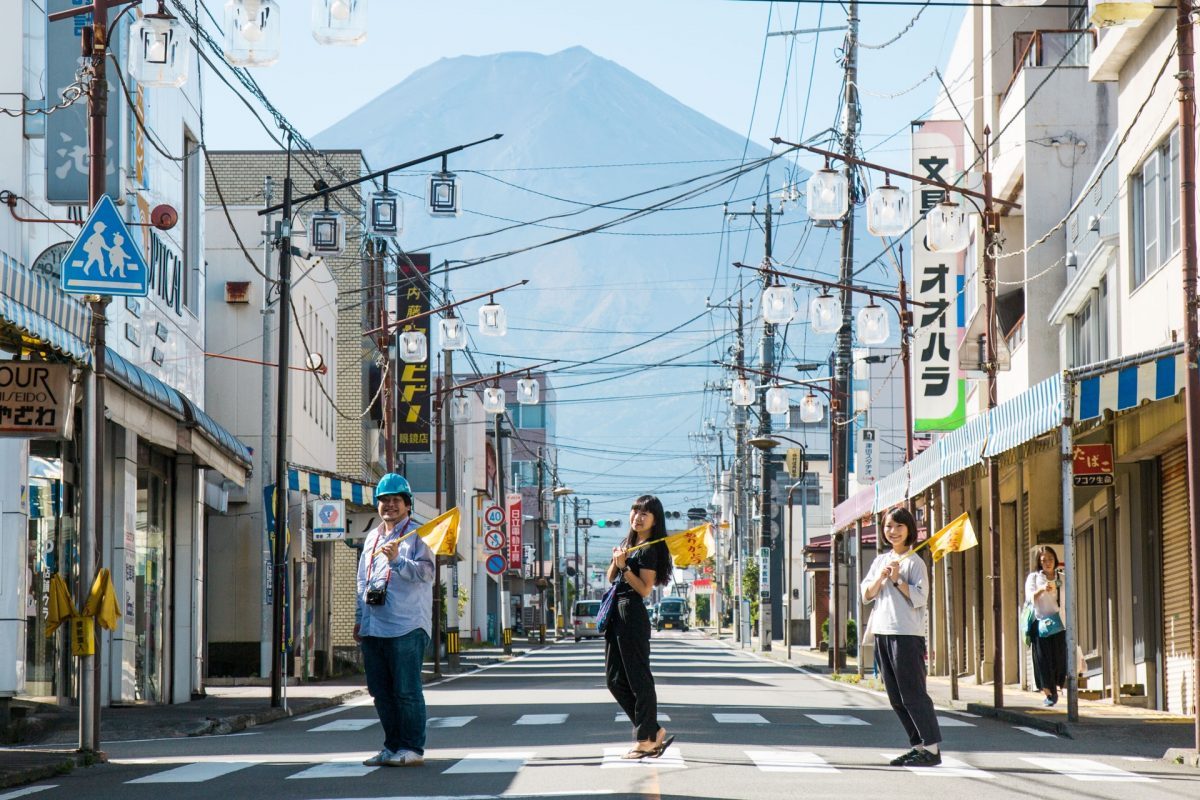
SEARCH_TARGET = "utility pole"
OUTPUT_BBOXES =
[260,177,275,679]
[495,370,512,655]
[757,200,777,651]
[536,448,547,644]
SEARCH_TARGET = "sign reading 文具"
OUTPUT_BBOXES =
[0,363,72,438]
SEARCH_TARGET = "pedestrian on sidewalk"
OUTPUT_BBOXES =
[605,494,675,760]
[861,506,943,767]
[355,473,435,768]
[1025,546,1067,707]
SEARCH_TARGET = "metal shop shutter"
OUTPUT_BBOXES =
[1159,444,1195,716]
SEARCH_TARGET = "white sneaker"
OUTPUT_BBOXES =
[363,749,394,767]
[383,749,425,767]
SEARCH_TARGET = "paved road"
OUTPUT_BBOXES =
[8,633,1199,799]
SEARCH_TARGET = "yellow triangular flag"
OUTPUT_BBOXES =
[928,512,979,562]
[418,507,460,558]
[665,523,714,568]
[46,574,76,637]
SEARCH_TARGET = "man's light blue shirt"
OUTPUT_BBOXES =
[356,517,435,639]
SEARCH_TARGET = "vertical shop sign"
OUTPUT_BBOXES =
[395,253,431,453]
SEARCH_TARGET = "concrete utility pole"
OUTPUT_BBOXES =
[536,448,547,643]
[757,201,777,651]
[833,0,859,510]
[260,177,275,679]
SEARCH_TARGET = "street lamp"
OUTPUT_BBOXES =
[761,283,798,325]
[926,200,970,254]
[478,297,508,337]
[866,179,909,238]
[765,385,790,416]
[369,180,401,237]
[731,377,755,406]
[398,330,427,363]
[223,0,281,67]
[856,302,890,346]
[311,0,368,45]
[308,201,346,257]
[517,376,541,405]
[129,2,188,88]
[807,163,848,221]
[439,315,467,350]
[809,292,842,335]
[799,392,824,424]
[482,386,506,414]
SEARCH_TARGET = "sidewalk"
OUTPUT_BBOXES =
[0,645,524,789]
[709,630,1200,768]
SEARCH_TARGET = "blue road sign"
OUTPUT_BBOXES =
[60,196,149,296]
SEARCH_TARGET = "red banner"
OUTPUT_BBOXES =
[1072,443,1114,486]
[506,493,523,569]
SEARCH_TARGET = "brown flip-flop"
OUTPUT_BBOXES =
[649,734,675,758]
[622,747,655,760]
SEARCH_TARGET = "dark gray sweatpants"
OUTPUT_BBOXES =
[875,634,942,747]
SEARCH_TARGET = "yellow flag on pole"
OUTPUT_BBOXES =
[46,574,76,637]
[927,512,979,562]
[418,507,461,557]
[665,523,714,568]
[83,568,120,631]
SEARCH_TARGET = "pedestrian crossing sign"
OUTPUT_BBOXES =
[60,195,149,296]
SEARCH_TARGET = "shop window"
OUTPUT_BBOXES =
[136,442,174,702]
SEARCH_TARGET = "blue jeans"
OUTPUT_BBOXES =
[361,629,428,754]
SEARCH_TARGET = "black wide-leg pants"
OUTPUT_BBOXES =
[605,596,660,741]
[875,633,942,748]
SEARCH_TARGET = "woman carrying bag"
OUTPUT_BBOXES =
[1025,546,1067,706]
[604,494,675,760]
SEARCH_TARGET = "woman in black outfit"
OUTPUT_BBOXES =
[606,494,675,759]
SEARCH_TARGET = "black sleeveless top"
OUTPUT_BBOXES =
[614,538,667,599]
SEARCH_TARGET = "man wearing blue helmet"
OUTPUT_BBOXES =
[356,472,435,767]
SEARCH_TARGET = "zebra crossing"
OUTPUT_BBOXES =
[109,749,1161,784]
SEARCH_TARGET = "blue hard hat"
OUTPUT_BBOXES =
[375,473,412,498]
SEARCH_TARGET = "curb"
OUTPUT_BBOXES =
[0,752,86,790]
[1162,748,1200,769]
[964,702,1071,738]
[187,687,370,737]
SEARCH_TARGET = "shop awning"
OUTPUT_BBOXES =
[0,252,92,362]
[288,466,376,507]
[984,373,1063,456]
[874,466,909,511]
[1072,343,1185,421]
[832,485,874,532]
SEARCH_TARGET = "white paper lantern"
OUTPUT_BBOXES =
[809,293,842,334]
[799,393,824,423]
[482,386,506,415]
[866,183,910,238]
[223,0,281,67]
[439,316,467,350]
[517,377,540,405]
[806,168,848,221]
[765,386,789,415]
[926,200,970,253]
[857,303,890,345]
[398,330,427,363]
[731,378,755,407]
[312,0,368,45]
[129,3,188,88]
[761,284,798,325]
[478,301,507,337]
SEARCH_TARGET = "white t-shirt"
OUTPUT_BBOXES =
[1025,571,1061,619]
[860,550,929,636]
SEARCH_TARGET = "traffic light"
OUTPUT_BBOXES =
[664,511,682,520]
[595,519,623,528]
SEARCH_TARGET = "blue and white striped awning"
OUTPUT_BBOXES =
[0,251,92,363]
[1074,348,1186,421]
[908,443,943,497]
[288,466,375,507]
[873,465,909,513]
[984,373,1063,456]
[939,414,990,476]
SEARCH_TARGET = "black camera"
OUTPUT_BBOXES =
[365,585,388,605]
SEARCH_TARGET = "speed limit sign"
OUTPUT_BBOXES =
[484,505,504,527]
[484,529,505,551]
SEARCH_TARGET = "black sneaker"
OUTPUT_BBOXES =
[905,749,942,768]
[889,748,921,766]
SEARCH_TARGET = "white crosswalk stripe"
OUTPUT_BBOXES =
[881,752,994,779]
[307,718,378,732]
[126,762,255,784]
[442,751,535,774]
[714,712,769,724]
[600,746,687,769]
[1021,757,1155,782]
[287,761,379,779]
[515,713,568,725]
[746,749,839,773]
[615,713,670,722]
[935,715,976,727]
[428,715,476,728]
[805,714,868,726]
[1014,725,1056,738]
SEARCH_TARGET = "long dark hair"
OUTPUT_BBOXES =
[627,494,673,586]
[1031,545,1060,572]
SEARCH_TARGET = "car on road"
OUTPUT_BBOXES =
[572,600,602,641]
[656,597,689,631]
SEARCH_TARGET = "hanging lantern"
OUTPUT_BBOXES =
[806,167,848,221]
[761,284,797,325]
[809,292,842,335]
[450,393,472,423]
[478,300,507,337]
[1090,1,1154,27]
[311,0,368,45]
[428,170,461,216]
[482,386,506,415]
[517,377,540,405]
[398,330,427,363]
[765,385,789,416]
[307,205,345,256]
[129,2,188,88]
[866,181,910,238]
[369,187,401,236]
[799,392,824,423]
[439,316,467,350]
[223,0,281,67]
[731,378,755,407]
[857,303,890,345]
[926,199,970,253]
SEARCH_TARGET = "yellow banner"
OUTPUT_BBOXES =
[928,512,979,562]
[418,507,461,557]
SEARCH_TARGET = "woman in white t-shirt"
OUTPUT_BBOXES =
[1025,546,1067,706]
